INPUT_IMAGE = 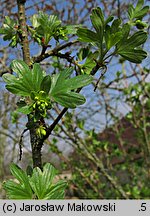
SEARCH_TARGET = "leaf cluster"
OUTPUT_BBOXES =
[0,16,19,47]
[3,163,67,199]
[2,60,92,113]
[77,3,148,64]
[30,12,80,45]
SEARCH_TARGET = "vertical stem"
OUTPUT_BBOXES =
[17,0,43,169]
[17,0,30,65]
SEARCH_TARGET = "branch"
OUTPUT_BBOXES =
[33,40,79,63]
[17,0,30,65]
[43,62,101,141]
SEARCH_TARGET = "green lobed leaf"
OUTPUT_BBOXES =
[50,67,92,108]
[3,163,33,199]
[111,19,122,33]
[16,105,31,114]
[51,91,86,108]
[2,73,18,84]
[63,74,93,91]
[116,28,148,63]
[5,83,31,96]
[118,48,147,64]
[128,4,135,19]
[10,60,30,77]
[50,67,73,93]
[123,31,147,49]
[81,51,99,74]
[128,0,149,20]
[66,24,82,34]
[105,16,114,26]
[134,6,149,20]
[3,61,46,96]
[44,181,67,199]
[3,180,33,199]
[136,0,144,10]
[52,74,92,94]
[9,164,32,192]
[29,163,66,199]
[90,7,104,39]
[3,163,66,200]
[105,23,122,50]
[77,28,99,42]
[30,63,46,92]
[29,164,56,199]
[40,75,51,94]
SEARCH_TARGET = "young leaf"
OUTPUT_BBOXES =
[80,51,99,74]
[40,75,51,94]
[0,16,19,47]
[16,105,31,114]
[118,48,147,64]
[128,0,149,20]
[10,60,30,77]
[51,91,86,108]
[3,163,33,199]
[77,28,99,42]
[29,163,67,199]
[3,60,47,96]
[9,163,32,192]
[2,73,18,84]
[30,14,39,28]
[33,12,63,44]
[50,68,92,108]
[44,180,67,199]
[3,180,32,199]
[65,24,82,34]
[116,30,148,63]
[31,63,45,92]
[52,74,93,94]
[77,47,90,61]
[5,83,31,96]
[90,7,104,40]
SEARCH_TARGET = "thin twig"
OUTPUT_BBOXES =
[19,128,28,160]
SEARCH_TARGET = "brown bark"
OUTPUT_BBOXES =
[17,0,43,169]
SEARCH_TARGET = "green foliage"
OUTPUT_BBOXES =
[2,60,92,114]
[77,6,148,64]
[116,28,147,63]
[77,7,104,59]
[128,0,149,21]
[30,12,65,44]
[105,19,122,50]
[68,127,150,198]
[1,1,149,200]
[3,60,45,96]
[50,67,93,108]
[78,50,99,74]
[3,163,67,199]
[0,16,19,47]
[128,0,149,30]
[0,12,80,47]
[30,12,80,45]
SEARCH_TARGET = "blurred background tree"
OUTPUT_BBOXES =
[0,0,149,198]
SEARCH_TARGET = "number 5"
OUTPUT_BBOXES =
[141,203,146,211]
